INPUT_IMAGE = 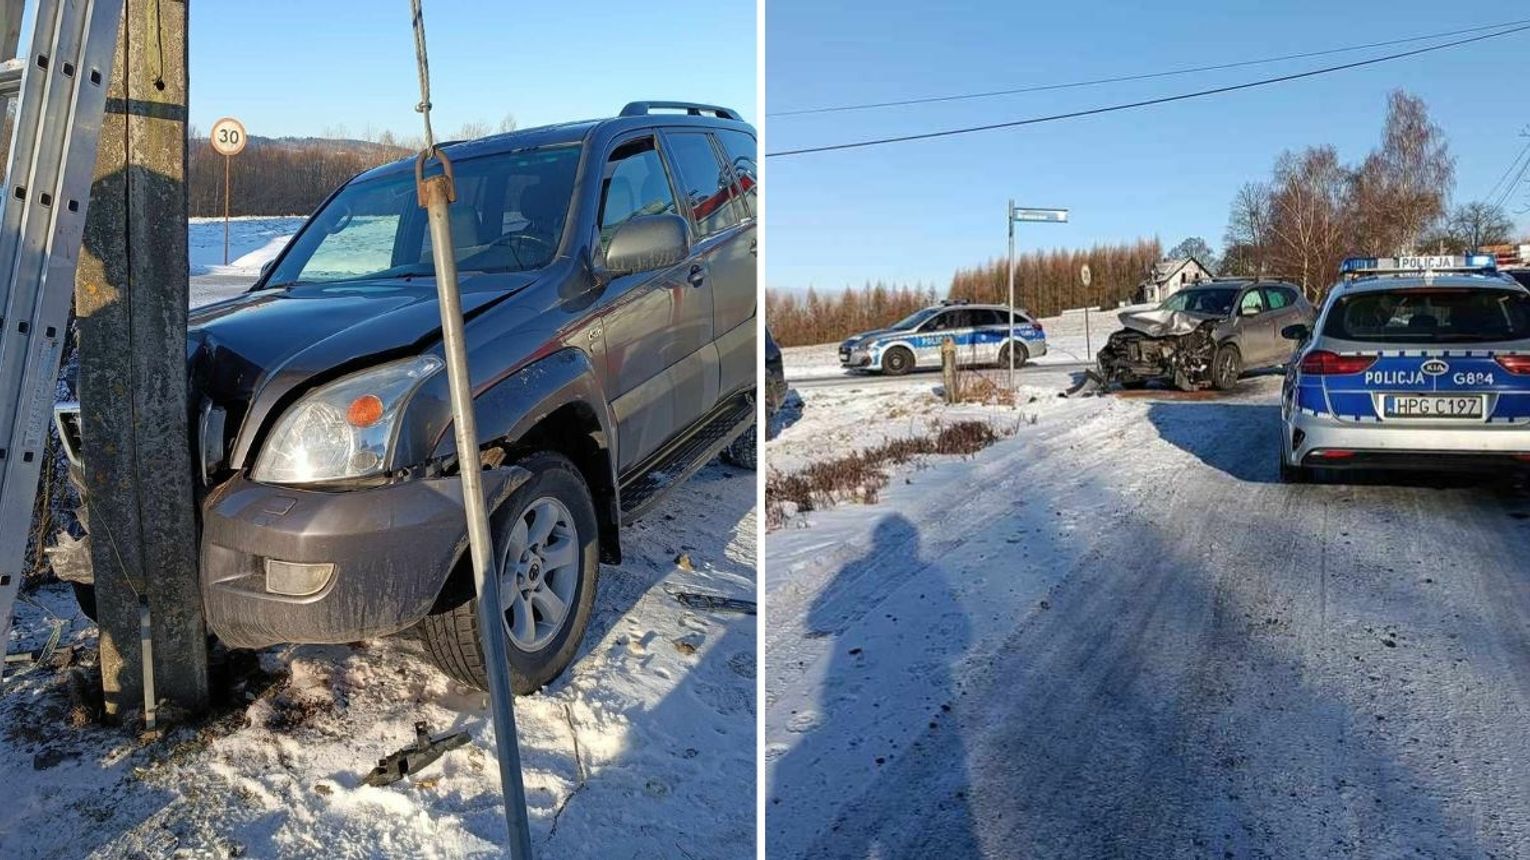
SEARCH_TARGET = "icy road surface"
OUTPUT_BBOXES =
[2,464,756,859]
[765,355,1530,858]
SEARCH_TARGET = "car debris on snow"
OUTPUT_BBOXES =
[362,721,471,787]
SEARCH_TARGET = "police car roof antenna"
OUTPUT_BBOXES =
[408,2,533,855]
[0,0,126,682]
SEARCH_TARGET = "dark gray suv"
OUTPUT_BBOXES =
[59,102,757,693]
[1098,279,1314,391]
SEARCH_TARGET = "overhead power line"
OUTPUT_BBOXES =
[770,19,1530,118]
[1490,146,1530,211]
[766,23,1530,159]
[1484,136,1530,207]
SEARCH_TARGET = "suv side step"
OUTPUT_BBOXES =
[619,392,753,521]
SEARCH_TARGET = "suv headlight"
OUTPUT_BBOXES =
[252,355,443,485]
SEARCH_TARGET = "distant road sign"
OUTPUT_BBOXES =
[210,116,246,156]
[1080,263,1092,287]
[1012,207,1068,223]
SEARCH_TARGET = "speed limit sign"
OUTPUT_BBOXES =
[211,117,247,264]
[1080,263,1092,287]
[210,116,246,156]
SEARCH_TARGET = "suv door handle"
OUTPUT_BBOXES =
[749,238,758,257]
[688,264,707,287]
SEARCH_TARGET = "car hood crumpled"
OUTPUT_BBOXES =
[1116,308,1219,337]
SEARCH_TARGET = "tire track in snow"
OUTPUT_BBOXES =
[770,382,1530,858]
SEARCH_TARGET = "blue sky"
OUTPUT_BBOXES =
[765,1,1530,292]
[187,0,756,139]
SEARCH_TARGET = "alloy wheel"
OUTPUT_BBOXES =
[498,496,580,651]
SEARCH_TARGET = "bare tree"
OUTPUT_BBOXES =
[1221,182,1272,276]
[1166,236,1218,272]
[497,113,518,134]
[1440,201,1516,251]
[1268,147,1349,298]
[1348,90,1454,254]
[454,120,492,140]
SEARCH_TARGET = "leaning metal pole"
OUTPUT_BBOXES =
[409,2,531,855]
[1007,199,1017,389]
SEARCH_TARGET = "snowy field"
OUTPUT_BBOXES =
[188,216,303,307]
[765,335,1530,856]
[3,216,757,858]
[3,464,756,858]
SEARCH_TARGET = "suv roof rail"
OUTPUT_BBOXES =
[620,101,742,121]
[1205,274,1297,284]
[939,298,970,306]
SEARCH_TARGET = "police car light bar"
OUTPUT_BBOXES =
[1340,254,1497,277]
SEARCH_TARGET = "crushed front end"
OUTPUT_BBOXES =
[1093,309,1221,391]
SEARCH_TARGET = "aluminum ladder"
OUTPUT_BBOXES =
[0,0,122,671]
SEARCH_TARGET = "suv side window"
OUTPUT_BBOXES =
[1239,289,1266,316]
[664,131,745,238]
[597,137,679,253]
[714,129,757,219]
[1263,286,1293,310]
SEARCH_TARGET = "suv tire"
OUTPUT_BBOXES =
[882,346,914,376]
[421,451,600,694]
[1211,343,1242,391]
[722,427,757,470]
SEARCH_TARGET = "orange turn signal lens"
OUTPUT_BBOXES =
[346,394,385,428]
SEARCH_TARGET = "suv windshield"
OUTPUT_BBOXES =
[1322,287,1530,343]
[1161,287,1239,315]
[267,144,581,286]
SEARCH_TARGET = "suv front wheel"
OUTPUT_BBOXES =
[421,451,600,694]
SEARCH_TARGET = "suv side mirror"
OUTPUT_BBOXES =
[260,259,275,280]
[1281,323,1310,341]
[603,214,689,276]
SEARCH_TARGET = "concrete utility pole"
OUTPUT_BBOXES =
[1,2,20,81]
[74,0,208,719]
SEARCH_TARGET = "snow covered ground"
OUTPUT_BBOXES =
[2,463,755,859]
[765,351,1530,856]
[188,216,304,307]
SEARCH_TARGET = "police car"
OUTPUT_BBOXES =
[1279,255,1530,482]
[838,301,1048,375]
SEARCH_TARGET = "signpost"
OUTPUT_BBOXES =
[209,116,246,265]
[1080,263,1094,360]
[1006,201,1069,389]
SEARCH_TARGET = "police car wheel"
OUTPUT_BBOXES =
[997,342,1028,369]
[1278,449,1310,484]
[882,346,914,376]
[1211,344,1242,391]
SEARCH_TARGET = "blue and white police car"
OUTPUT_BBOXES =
[1279,255,1530,482]
[838,301,1049,375]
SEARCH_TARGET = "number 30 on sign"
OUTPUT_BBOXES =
[210,116,246,156]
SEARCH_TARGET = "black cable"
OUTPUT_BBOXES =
[770,19,1530,118]
[1490,144,1530,211]
[1484,137,1530,206]
[766,23,1530,158]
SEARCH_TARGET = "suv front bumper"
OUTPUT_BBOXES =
[200,468,527,649]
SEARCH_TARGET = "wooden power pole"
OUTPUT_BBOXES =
[74,0,207,718]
